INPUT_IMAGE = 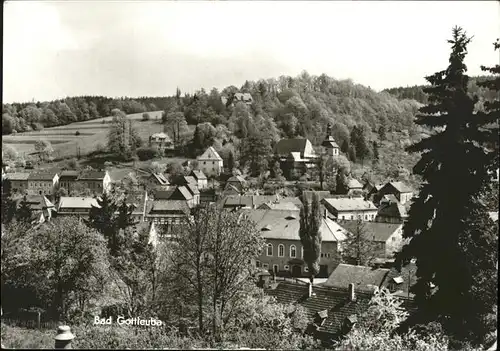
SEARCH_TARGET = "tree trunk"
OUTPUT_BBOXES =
[196,256,204,334]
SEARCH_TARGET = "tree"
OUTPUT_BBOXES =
[239,129,272,177]
[34,139,53,162]
[22,217,109,320]
[395,27,499,347]
[378,125,387,141]
[106,110,140,160]
[350,125,371,164]
[340,219,379,266]
[16,196,34,224]
[299,192,322,284]
[1,195,17,225]
[87,192,119,255]
[315,154,335,190]
[227,150,235,171]
[163,111,187,146]
[142,112,150,121]
[372,141,379,165]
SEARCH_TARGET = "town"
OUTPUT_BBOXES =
[1,2,498,350]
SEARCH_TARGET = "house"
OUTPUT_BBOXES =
[190,170,208,190]
[489,212,498,222]
[243,209,348,277]
[221,92,253,106]
[57,197,100,217]
[145,173,170,189]
[121,190,149,223]
[149,132,174,152]
[224,175,247,193]
[58,170,79,195]
[197,147,223,176]
[27,172,59,199]
[375,181,413,205]
[15,195,56,224]
[321,196,378,221]
[77,170,112,195]
[144,198,191,232]
[337,220,404,259]
[347,178,364,195]
[200,188,218,203]
[321,124,340,158]
[4,172,30,195]
[323,264,390,292]
[222,194,281,211]
[274,138,317,180]
[364,182,383,202]
[222,183,242,196]
[265,280,373,342]
[185,184,200,206]
[257,201,300,211]
[376,200,408,224]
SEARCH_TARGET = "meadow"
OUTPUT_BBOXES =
[3,111,164,160]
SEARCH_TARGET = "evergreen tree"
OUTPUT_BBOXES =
[372,141,379,165]
[350,125,371,163]
[240,129,272,177]
[396,27,498,347]
[1,195,17,225]
[299,192,322,284]
[340,139,350,154]
[87,192,119,254]
[227,150,235,171]
[16,196,33,224]
[341,219,379,266]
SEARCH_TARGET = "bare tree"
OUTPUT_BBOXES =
[341,218,378,266]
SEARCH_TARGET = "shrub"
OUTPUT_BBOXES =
[11,130,17,135]
[75,131,80,136]
[136,147,159,161]
[31,123,44,131]
[142,113,150,121]
[1,323,54,349]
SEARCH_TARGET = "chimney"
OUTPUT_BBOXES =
[348,283,356,302]
[308,282,313,298]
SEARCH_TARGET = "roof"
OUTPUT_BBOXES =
[78,170,107,180]
[274,138,311,156]
[177,186,194,201]
[6,172,30,181]
[183,176,197,185]
[191,170,207,180]
[377,202,408,219]
[266,281,372,336]
[150,173,169,185]
[153,187,176,200]
[186,183,200,195]
[59,170,79,180]
[58,197,99,210]
[381,262,417,299]
[227,175,246,184]
[322,136,340,149]
[381,194,399,204]
[347,178,364,189]
[242,209,348,242]
[223,183,242,195]
[322,197,377,212]
[324,264,390,292]
[234,92,253,102]
[149,200,190,214]
[388,181,413,194]
[257,201,300,211]
[223,194,279,208]
[337,220,402,242]
[28,172,57,181]
[197,146,223,161]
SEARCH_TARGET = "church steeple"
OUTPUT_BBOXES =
[321,123,340,157]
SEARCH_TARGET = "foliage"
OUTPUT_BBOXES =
[142,112,150,121]
[396,27,499,346]
[341,218,379,266]
[106,110,142,161]
[34,139,53,161]
[136,146,160,161]
[0,323,54,349]
[299,192,322,282]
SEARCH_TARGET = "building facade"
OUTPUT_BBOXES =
[27,172,59,199]
[197,147,224,176]
[321,196,378,221]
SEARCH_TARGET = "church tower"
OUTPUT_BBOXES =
[321,123,340,157]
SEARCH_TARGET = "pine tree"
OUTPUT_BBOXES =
[87,192,119,254]
[396,27,498,346]
[299,192,322,284]
[227,150,235,171]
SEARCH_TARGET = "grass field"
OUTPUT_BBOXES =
[3,111,165,160]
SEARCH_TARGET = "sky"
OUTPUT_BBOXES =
[3,1,499,103]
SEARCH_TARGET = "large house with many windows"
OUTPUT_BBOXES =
[242,209,348,278]
[197,147,223,176]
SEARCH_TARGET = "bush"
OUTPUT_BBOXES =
[142,113,150,121]
[75,131,80,136]
[136,147,159,161]
[11,130,17,135]
[31,123,44,131]
[1,323,54,349]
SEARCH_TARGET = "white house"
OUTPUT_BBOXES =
[197,147,223,176]
[321,196,378,221]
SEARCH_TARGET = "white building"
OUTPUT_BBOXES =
[197,147,223,176]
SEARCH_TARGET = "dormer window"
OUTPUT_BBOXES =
[285,214,296,220]
[261,225,272,231]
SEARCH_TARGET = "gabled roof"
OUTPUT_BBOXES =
[78,170,107,180]
[266,281,373,336]
[223,194,280,208]
[149,199,190,214]
[227,175,246,184]
[322,197,377,212]
[28,172,57,181]
[16,195,55,211]
[150,132,171,140]
[322,136,340,149]
[6,172,30,181]
[186,184,200,196]
[347,178,364,189]
[324,264,390,292]
[183,176,197,185]
[274,138,311,156]
[153,187,177,200]
[191,169,207,180]
[197,146,223,161]
[388,181,413,194]
[58,197,99,210]
[337,220,402,242]
[150,173,169,185]
[223,184,241,195]
[176,186,193,201]
[242,209,347,242]
[377,202,408,219]
[257,201,300,211]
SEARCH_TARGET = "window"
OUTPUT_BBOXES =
[256,261,262,268]
[284,265,289,271]
[273,265,278,274]
[351,215,354,220]
[203,161,206,165]
[267,244,273,256]
[304,267,309,272]
[365,215,368,220]
[263,263,269,270]
[392,237,396,242]
[290,245,296,258]
[278,244,285,257]
[341,216,345,220]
